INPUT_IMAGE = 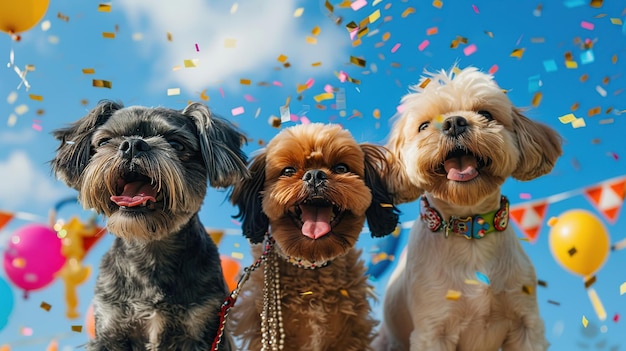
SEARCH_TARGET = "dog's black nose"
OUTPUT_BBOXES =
[119,138,151,159]
[302,169,327,189]
[442,116,468,137]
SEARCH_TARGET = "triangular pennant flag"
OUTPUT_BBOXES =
[509,201,549,242]
[584,177,626,224]
[0,211,14,230]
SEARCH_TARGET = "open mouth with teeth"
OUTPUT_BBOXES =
[439,147,490,182]
[289,198,344,240]
[110,172,162,209]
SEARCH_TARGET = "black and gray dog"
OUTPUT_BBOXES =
[51,101,248,350]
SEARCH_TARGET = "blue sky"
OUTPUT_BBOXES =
[0,0,625,349]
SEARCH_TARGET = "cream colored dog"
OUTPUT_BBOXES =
[372,67,562,351]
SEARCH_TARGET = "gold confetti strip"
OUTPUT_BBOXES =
[350,56,366,68]
[357,27,369,39]
[98,3,111,12]
[572,118,586,128]
[240,79,251,85]
[166,88,180,96]
[610,18,623,25]
[166,32,173,41]
[40,302,52,311]
[445,289,462,300]
[311,61,322,67]
[620,282,626,295]
[464,279,479,285]
[71,325,83,333]
[231,252,244,260]
[590,0,603,8]
[311,26,321,36]
[602,76,610,85]
[345,21,358,32]
[580,73,589,82]
[401,7,415,17]
[373,108,380,119]
[296,84,308,94]
[522,285,534,295]
[57,12,70,22]
[588,107,601,117]
[582,315,589,328]
[300,291,313,296]
[510,48,525,59]
[277,54,288,63]
[605,106,613,114]
[565,60,578,69]
[314,93,334,103]
[570,102,579,111]
[432,0,443,9]
[172,65,182,71]
[531,92,542,107]
[306,36,317,44]
[102,32,115,39]
[419,78,431,89]
[184,59,198,68]
[82,68,95,74]
[369,9,381,23]
[339,289,349,297]
[324,0,334,12]
[199,89,209,101]
[587,288,607,321]
[29,94,43,101]
[284,96,291,107]
[584,275,597,289]
[92,79,112,89]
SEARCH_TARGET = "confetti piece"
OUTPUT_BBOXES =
[547,300,561,306]
[391,43,401,53]
[610,18,623,25]
[510,48,525,59]
[465,279,479,285]
[132,32,143,41]
[21,327,33,336]
[426,27,438,35]
[277,54,288,63]
[82,68,95,74]
[102,32,115,39]
[530,37,545,43]
[71,325,83,333]
[195,44,199,51]
[57,12,69,22]
[41,20,51,31]
[487,65,499,75]
[7,91,18,104]
[7,114,17,127]
[280,105,291,123]
[472,4,479,13]
[418,39,430,51]
[613,313,620,322]
[166,88,180,96]
[463,43,477,56]
[588,288,607,321]
[172,65,181,71]
[243,94,256,102]
[29,94,43,101]
[588,106,601,116]
[294,7,304,17]
[199,89,209,101]
[231,106,245,116]
[581,21,595,30]
[369,9,381,23]
[522,285,534,295]
[311,61,322,67]
[231,252,244,260]
[300,291,313,296]
[224,38,236,48]
[40,301,51,311]
[32,123,42,132]
[445,289,461,300]
[339,289,349,297]
[373,108,380,119]
[565,60,578,69]
[93,79,112,89]
[475,271,490,285]
[590,0,603,7]
[596,86,607,97]
[14,104,28,115]
[531,92,542,107]
[314,92,334,102]
[184,59,199,68]
[543,60,557,72]
[402,7,416,17]
[564,0,585,8]
[240,78,251,85]
[572,118,586,128]
[269,116,281,128]
[98,3,111,12]
[230,3,238,14]
[620,282,626,295]
[305,36,317,44]
[351,0,367,11]
[325,0,334,12]
[432,0,443,9]
[580,50,595,64]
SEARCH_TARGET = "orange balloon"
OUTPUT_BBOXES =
[0,0,50,35]
[549,209,610,277]
[85,302,95,339]
[220,255,241,292]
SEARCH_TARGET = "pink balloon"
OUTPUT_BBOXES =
[2,224,66,293]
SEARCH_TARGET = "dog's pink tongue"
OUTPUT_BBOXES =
[300,205,332,239]
[110,182,156,207]
[444,155,479,182]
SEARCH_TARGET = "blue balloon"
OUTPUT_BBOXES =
[0,275,15,331]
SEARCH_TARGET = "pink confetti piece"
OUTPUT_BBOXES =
[272,81,283,87]
[614,313,620,322]
[581,21,594,30]
[396,104,405,113]
[391,43,401,53]
[324,84,334,94]
[290,114,299,122]
[305,78,315,88]
[243,94,256,102]
[195,43,199,51]
[351,0,367,11]
[338,71,349,83]
[20,327,33,336]
[300,116,311,124]
[231,106,245,116]
[519,193,532,200]
[32,123,42,131]
[418,39,430,51]
[488,64,499,75]
[219,87,225,98]
[609,152,619,160]
[349,28,359,41]
[463,43,477,56]
[472,4,479,13]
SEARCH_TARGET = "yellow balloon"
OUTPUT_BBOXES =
[549,209,610,277]
[0,0,50,35]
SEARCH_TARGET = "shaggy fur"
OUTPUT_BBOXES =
[372,67,562,351]
[230,123,399,351]
[51,101,248,350]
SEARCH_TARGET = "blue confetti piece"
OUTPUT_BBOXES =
[476,271,490,285]
[580,50,595,65]
[563,0,585,8]
[543,60,558,72]
[528,75,542,93]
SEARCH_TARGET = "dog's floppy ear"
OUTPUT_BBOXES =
[385,114,424,204]
[182,102,249,188]
[51,100,122,189]
[360,144,401,238]
[230,151,269,244]
[511,109,562,181]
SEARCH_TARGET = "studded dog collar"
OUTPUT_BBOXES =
[420,195,510,239]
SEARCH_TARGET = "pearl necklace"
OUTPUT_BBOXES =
[261,248,285,351]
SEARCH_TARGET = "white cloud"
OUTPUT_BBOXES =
[116,0,350,92]
[0,150,68,211]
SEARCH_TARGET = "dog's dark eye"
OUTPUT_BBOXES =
[332,163,349,174]
[477,110,493,121]
[281,167,296,177]
[418,122,430,132]
[97,138,111,147]
[169,140,184,151]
